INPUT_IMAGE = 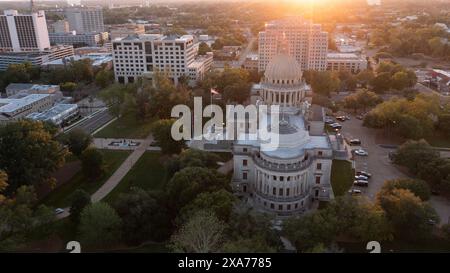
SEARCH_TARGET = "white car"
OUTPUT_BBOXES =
[348,189,362,195]
[356,171,372,177]
[55,208,65,215]
[354,180,369,187]
[355,175,369,181]
[354,149,368,156]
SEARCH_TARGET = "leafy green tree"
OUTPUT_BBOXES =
[62,129,93,157]
[379,179,431,201]
[0,186,54,251]
[223,81,251,103]
[179,189,235,223]
[113,187,171,245]
[99,84,135,118]
[166,167,229,212]
[169,210,225,253]
[377,188,439,240]
[69,189,91,225]
[198,42,212,55]
[437,114,450,135]
[152,119,186,155]
[95,69,114,88]
[165,149,221,177]
[310,71,340,96]
[371,72,391,93]
[81,148,104,180]
[2,62,39,86]
[356,69,375,88]
[0,120,68,195]
[393,139,439,172]
[78,202,122,248]
[60,82,77,92]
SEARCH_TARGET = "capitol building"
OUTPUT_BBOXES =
[231,50,334,216]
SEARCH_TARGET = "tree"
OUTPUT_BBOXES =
[179,189,235,223]
[69,189,91,225]
[81,148,104,180]
[393,139,439,172]
[0,186,54,251]
[0,171,7,203]
[99,84,135,118]
[223,81,251,103]
[166,167,229,212]
[377,188,439,240]
[152,119,186,155]
[343,89,381,113]
[78,202,122,248]
[2,62,39,86]
[391,71,410,91]
[62,129,93,157]
[310,71,340,96]
[0,120,68,195]
[437,114,450,136]
[371,72,391,93]
[113,187,171,245]
[169,210,225,253]
[165,148,221,177]
[198,42,212,55]
[379,179,431,201]
[95,69,114,88]
[356,70,375,88]
[60,82,77,92]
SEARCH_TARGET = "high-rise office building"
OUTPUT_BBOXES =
[112,34,212,86]
[65,7,104,34]
[0,10,51,53]
[258,17,328,72]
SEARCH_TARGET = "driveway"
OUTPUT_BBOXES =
[338,116,450,225]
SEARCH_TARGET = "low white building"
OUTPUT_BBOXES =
[187,52,213,86]
[0,94,54,123]
[41,53,113,70]
[27,103,79,126]
[49,32,109,47]
[5,83,62,98]
[327,53,367,73]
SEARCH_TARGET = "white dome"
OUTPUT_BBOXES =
[264,54,303,83]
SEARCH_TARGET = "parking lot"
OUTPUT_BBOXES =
[334,115,450,224]
[337,117,408,200]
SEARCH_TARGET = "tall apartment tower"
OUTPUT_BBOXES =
[65,7,104,34]
[258,17,328,72]
[0,10,51,53]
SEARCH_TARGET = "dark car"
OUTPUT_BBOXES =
[353,180,369,187]
[349,139,361,145]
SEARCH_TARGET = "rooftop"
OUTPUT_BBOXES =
[0,94,50,114]
[42,53,113,67]
[27,104,78,122]
[327,53,363,59]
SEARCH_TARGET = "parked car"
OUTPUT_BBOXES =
[355,175,369,181]
[336,116,346,121]
[356,115,364,120]
[356,170,372,177]
[349,139,361,145]
[325,118,335,124]
[354,180,369,187]
[354,149,368,156]
[348,189,362,195]
[55,208,65,215]
[330,123,342,129]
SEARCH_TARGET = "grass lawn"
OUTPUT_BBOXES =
[94,115,155,139]
[330,160,354,196]
[41,150,131,208]
[426,131,450,148]
[104,152,167,203]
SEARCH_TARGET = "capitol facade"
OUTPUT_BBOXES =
[231,51,334,216]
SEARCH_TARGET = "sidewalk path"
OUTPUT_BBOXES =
[56,134,153,219]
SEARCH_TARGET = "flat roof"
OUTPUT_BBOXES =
[27,104,78,121]
[42,53,113,67]
[327,53,362,59]
[0,94,50,114]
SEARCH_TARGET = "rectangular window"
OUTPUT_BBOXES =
[286,188,290,196]
[278,205,283,211]
[242,172,247,180]
[270,203,274,209]
[243,160,248,166]
[273,187,276,195]
[317,163,322,170]
[315,176,321,184]
[279,188,283,196]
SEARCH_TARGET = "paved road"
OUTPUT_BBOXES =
[56,134,154,219]
[65,109,114,135]
[339,116,450,225]
[237,37,257,66]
